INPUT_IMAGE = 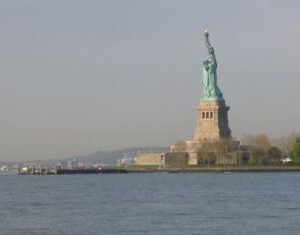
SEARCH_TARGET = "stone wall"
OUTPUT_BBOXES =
[135,153,164,165]
[164,152,189,165]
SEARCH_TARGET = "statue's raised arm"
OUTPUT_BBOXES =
[204,30,211,49]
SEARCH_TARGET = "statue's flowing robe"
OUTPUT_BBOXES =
[202,64,210,97]
[202,51,223,99]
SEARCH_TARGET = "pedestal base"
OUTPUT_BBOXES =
[193,99,231,142]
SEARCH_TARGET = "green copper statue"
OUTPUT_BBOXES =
[202,30,223,100]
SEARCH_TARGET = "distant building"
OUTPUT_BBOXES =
[118,155,135,165]
[67,158,78,169]
[281,157,293,164]
[78,161,85,168]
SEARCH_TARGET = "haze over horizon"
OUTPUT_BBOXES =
[1,0,299,161]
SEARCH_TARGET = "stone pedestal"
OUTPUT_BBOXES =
[193,99,231,142]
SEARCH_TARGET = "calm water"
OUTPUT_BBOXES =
[1,173,300,235]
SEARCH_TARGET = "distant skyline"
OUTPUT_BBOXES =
[1,0,299,161]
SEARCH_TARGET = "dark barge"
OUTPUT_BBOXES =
[56,168,128,174]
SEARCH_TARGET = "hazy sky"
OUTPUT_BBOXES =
[1,0,299,161]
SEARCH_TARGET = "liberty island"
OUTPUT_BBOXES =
[136,30,234,166]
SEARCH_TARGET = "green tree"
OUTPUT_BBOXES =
[197,141,215,166]
[266,146,282,164]
[249,148,266,165]
[292,137,300,163]
[197,139,238,166]
[271,133,299,156]
[213,139,237,165]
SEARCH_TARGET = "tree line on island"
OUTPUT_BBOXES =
[241,133,299,165]
[174,132,300,166]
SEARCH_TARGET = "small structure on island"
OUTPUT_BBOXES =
[134,153,165,165]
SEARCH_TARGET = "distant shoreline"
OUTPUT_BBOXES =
[17,165,300,175]
[127,166,300,173]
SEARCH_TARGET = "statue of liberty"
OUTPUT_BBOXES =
[202,30,223,100]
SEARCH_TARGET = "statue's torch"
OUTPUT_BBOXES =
[204,30,211,48]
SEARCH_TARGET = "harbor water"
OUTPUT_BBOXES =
[1,172,300,235]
